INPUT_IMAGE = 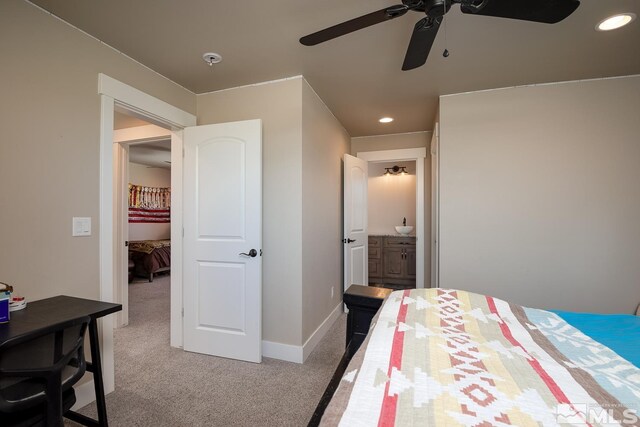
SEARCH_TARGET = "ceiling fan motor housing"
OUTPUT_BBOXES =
[424,0,452,17]
[402,0,425,8]
[402,0,452,16]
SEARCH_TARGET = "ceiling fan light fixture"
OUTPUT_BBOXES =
[379,117,394,123]
[596,13,636,31]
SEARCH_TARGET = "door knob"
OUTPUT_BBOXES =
[239,249,258,257]
[345,238,356,243]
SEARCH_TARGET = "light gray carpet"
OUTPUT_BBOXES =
[68,275,345,426]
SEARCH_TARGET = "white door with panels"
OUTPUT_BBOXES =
[343,154,368,292]
[183,120,262,363]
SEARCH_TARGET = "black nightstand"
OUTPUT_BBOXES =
[344,285,392,358]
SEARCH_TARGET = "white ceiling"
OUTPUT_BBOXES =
[30,0,640,136]
[129,140,171,170]
[114,112,171,168]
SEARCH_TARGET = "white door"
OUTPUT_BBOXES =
[343,154,368,292]
[183,120,262,363]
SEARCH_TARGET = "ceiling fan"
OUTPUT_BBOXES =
[300,0,580,71]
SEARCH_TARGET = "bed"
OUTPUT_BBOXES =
[318,288,640,426]
[128,240,171,282]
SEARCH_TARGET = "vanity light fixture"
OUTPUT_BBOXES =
[379,117,394,123]
[596,13,636,31]
[384,165,408,176]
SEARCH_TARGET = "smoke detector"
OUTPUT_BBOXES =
[202,52,222,66]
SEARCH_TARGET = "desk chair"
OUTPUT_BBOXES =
[0,316,90,427]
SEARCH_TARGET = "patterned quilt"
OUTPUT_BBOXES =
[128,239,171,254]
[321,289,640,426]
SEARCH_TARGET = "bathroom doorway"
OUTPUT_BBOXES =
[357,147,427,289]
[367,161,417,290]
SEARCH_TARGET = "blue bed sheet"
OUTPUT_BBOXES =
[552,310,640,368]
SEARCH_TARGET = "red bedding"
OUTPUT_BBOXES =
[129,240,170,282]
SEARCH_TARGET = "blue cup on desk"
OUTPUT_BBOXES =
[0,282,13,323]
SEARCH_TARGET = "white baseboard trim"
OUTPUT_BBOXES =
[262,340,303,363]
[71,379,96,411]
[302,302,343,362]
[262,302,343,364]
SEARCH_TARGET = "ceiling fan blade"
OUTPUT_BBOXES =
[460,0,580,24]
[300,5,409,46]
[402,17,441,71]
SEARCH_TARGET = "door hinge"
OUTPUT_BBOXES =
[182,227,184,237]
[125,240,129,247]
[182,308,184,317]
[182,147,185,157]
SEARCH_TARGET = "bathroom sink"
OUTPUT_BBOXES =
[395,226,414,236]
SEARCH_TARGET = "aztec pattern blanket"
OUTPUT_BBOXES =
[321,289,640,426]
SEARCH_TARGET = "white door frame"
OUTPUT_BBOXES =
[98,74,196,394]
[357,148,427,288]
[430,124,440,288]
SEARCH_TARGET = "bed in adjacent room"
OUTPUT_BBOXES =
[128,239,171,282]
[317,288,640,426]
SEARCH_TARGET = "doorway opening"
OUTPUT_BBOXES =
[113,110,172,338]
[98,74,195,395]
[358,147,427,289]
[366,160,417,290]
[99,74,264,397]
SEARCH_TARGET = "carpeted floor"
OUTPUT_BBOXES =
[67,275,345,426]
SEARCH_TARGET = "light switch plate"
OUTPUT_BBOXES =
[72,217,91,237]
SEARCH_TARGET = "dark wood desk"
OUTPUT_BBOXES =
[0,295,122,427]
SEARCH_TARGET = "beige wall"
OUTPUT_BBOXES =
[128,162,171,241]
[0,0,195,301]
[351,132,432,286]
[301,80,350,342]
[368,161,417,236]
[351,132,431,155]
[197,78,304,346]
[438,75,640,314]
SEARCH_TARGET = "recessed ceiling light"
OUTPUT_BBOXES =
[596,13,636,31]
[379,117,394,123]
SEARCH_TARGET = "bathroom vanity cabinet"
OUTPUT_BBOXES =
[368,235,416,286]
